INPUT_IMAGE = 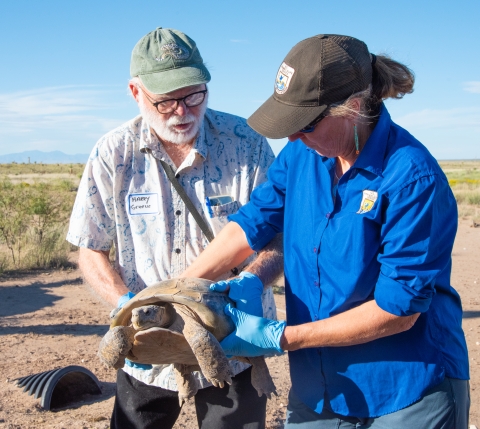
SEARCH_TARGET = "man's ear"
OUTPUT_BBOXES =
[129,82,140,102]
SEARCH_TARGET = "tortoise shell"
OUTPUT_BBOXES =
[110,278,235,341]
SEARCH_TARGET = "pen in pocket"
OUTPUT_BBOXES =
[205,197,214,218]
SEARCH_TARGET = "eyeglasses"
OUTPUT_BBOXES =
[139,86,208,114]
[299,112,327,133]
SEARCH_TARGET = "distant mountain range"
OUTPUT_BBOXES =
[0,150,89,164]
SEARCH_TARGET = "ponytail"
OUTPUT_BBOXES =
[371,55,415,102]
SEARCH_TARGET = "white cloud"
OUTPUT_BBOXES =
[395,107,480,130]
[0,86,117,117]
[0,85,134,155]
[463,81,480,94]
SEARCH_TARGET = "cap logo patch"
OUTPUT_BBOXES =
[357,190,378,214]
[154,43,190,62]
[275,62,295,95]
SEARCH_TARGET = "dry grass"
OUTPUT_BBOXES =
[439,160,480,224]
[0,160,479,273]
[0,162,84,185]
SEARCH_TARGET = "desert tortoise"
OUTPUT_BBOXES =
[98,277,276,404]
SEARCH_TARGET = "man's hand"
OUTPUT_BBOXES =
[210,272,264,317]
[220,304,286,357]
[125,359,153,370]
[109,291,136,319]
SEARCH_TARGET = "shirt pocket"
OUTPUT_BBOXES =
[208,200,241,236]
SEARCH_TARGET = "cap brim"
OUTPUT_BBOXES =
[139,64,211,94]
[248,95,328,139]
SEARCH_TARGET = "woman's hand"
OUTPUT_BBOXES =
[220,304,286,357]
[210,272,264,317]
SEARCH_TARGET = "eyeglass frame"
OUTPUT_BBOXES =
[138,85,208,114]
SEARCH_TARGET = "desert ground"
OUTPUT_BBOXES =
[0,218,479,429]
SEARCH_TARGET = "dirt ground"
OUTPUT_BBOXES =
[0,218,479,429]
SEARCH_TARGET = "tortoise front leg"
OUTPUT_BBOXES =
[98,326,136,370]
[174,304,233,388]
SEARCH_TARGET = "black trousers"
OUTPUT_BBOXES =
[111,367,267,429]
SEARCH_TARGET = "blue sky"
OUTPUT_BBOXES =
[0,0,479,159]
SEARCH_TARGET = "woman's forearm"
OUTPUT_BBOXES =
[181,221,255,280]
[281,300,420,351]
[243,233,284,286]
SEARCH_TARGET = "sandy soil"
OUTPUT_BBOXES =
[0,218,479,429]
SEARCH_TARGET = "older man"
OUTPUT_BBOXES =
[67,27,281,429]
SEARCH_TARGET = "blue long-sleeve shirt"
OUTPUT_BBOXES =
[230,105,469,418]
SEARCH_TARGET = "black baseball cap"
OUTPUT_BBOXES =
[248,34,372,139]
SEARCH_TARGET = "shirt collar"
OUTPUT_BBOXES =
[352,103,391,177]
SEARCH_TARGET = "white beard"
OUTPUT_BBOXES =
[138,96,208,145]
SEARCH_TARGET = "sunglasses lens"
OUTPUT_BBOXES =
[300,125,315,133]
[299,112,327,133]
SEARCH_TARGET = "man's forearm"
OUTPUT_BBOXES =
[280,300,420,351]
[78,247,129,307]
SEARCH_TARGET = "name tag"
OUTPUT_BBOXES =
[128,193,159,215]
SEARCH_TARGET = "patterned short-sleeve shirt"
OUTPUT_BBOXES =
[67,108,277,390]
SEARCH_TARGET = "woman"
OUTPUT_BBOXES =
[182,34,469,427]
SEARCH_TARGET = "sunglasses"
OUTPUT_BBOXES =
[299,112,328,133]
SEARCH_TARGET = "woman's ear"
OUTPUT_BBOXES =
[345,98,363,123]
[350,98,362,116]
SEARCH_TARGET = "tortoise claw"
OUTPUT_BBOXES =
[208,377,231,388]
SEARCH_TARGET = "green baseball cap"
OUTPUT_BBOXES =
[248,34,372,139]
[130,27,211,94]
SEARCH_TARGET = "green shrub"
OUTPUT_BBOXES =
[0,179,76,271]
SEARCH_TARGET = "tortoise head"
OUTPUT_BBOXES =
[131,303,176,330]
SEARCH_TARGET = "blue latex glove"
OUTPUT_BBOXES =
[117,291,136,308]
[211,272,263,317]
[220,304,286,358]
[116,292,153,370]
[125,359,153,370]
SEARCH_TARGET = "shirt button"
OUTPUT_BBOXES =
[175,248,181,254]
[175,210,182,216]
[175,173,180,179]
[314,281,319,287]
[313,247,317,253]
[326,212,330,219]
